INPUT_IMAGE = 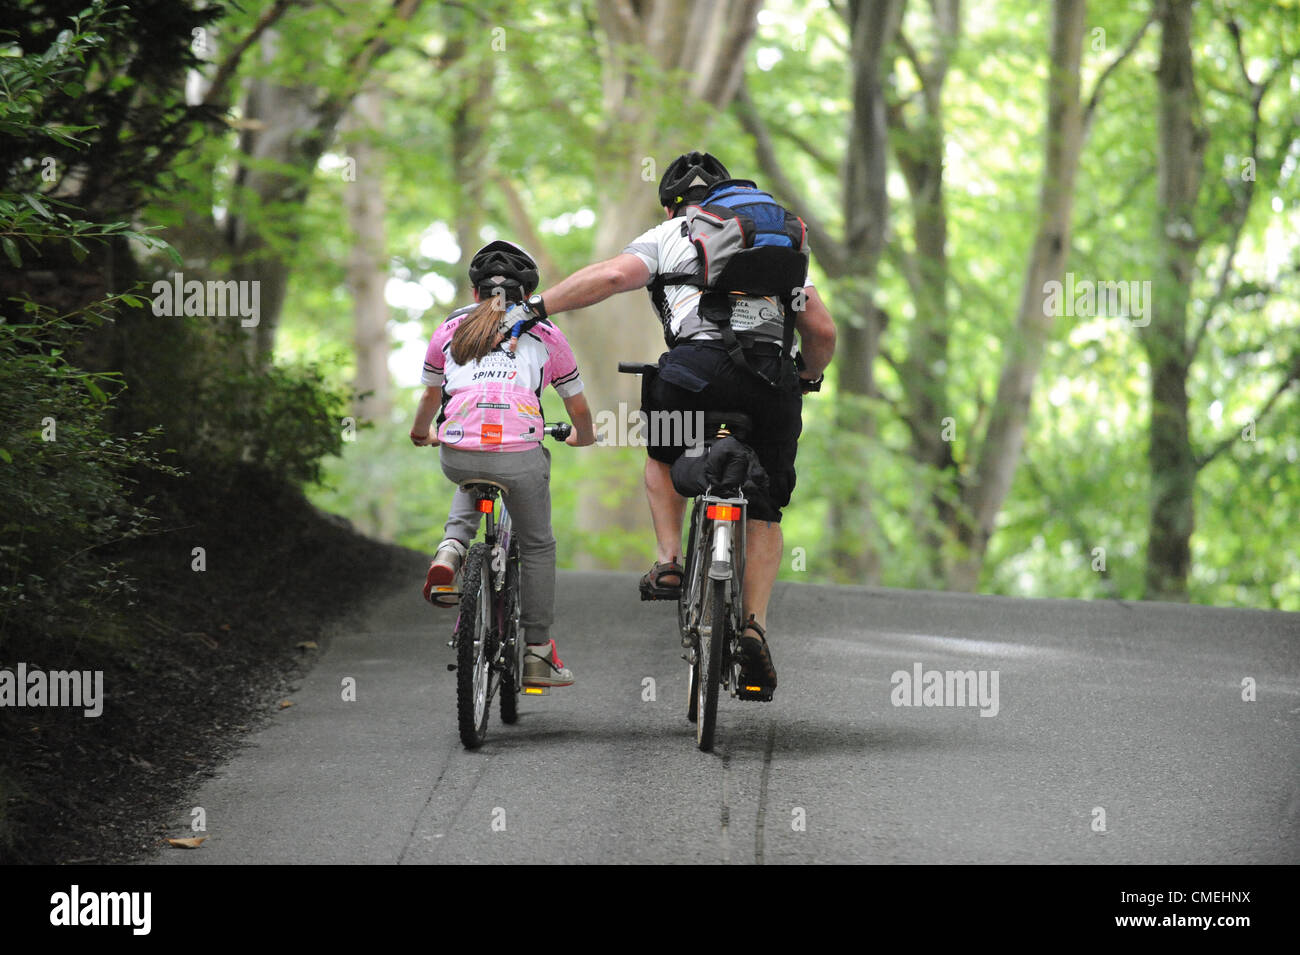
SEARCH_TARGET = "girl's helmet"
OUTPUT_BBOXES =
[468,240,539,300]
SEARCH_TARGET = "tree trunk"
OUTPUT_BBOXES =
[566,0,762,569]
[229,31,325,365]
[220,1,422,365]
[447,34,494,304]
[1143,0,1205,601]
[341,86,398,540]
[827,0,905,583]
[344,88,391,424]
[886,0,960,585]
[951,0,1087,591]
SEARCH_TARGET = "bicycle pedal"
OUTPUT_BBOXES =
[639,578,682,601]
[430,586,460,608]
[521,685,548,696]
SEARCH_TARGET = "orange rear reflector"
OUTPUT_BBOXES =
[706,504,740,521]
[477,499,494,513]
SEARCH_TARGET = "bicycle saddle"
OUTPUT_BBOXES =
[459,478,510,494]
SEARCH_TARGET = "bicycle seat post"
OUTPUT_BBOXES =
[477,492,495,543]
[462,480,509,545]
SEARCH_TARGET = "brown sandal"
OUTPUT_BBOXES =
[639,560,684,601]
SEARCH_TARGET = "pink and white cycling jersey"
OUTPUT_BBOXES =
[421,306,584,452]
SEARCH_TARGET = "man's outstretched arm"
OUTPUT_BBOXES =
[539,254,650,316]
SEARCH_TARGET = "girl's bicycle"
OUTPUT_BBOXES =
[444,422,571,749]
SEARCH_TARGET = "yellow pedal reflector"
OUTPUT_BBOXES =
[745,686,762,692]
[523,687,547,695]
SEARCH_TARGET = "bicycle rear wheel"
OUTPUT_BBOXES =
[456,544,493,748]
[499,542,522,725]
[696,574,726,751]
[682,502,703,723]
[679,503,703,639]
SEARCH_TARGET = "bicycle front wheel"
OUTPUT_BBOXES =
[456,544,493,749]
[696,575,726,752]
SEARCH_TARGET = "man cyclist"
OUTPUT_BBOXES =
[523,151,836,700]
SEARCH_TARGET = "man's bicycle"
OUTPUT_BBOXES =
[619,362,759,752]
[443,422,571,749]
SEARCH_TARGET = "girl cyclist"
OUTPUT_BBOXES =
[409,241,595,687]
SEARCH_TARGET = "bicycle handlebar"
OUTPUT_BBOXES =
[543,422,572,441]
[618,362,657,375]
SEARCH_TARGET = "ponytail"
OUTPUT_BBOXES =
[450,293,507,365]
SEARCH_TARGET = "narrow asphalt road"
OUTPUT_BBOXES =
[151,557,1300,864]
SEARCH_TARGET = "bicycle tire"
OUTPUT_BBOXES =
[678,502,702,638]
[696,573,726,751]
[682,501,702,723]
[499,541,522,725]
[456,544,493,749]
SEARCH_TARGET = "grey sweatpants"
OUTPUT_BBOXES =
[439,445,555,645]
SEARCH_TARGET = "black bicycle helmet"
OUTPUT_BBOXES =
[658,151,731,213]
[468,240,539,300]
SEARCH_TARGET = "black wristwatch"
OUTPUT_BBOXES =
[527,293,547,320]
[800,373,824,393]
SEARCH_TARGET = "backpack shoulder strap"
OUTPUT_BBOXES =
[646,275,679,347]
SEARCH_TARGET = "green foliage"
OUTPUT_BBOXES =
[106,311,350,488]
[0,0,222,225]
[0,299,176,649]
[0,0,351,650]
[179,0,1300,610]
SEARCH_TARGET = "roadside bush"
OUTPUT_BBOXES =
[0,299,173,650]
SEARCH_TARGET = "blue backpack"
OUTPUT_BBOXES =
[650,179,809,388]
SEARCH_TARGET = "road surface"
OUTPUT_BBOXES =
[152,558,1300,864]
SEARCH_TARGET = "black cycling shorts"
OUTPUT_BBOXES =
[641,341,802,523]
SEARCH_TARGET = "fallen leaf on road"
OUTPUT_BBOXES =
[166,837,207,849]
[279,700,293,709]
[295,641,318,650]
